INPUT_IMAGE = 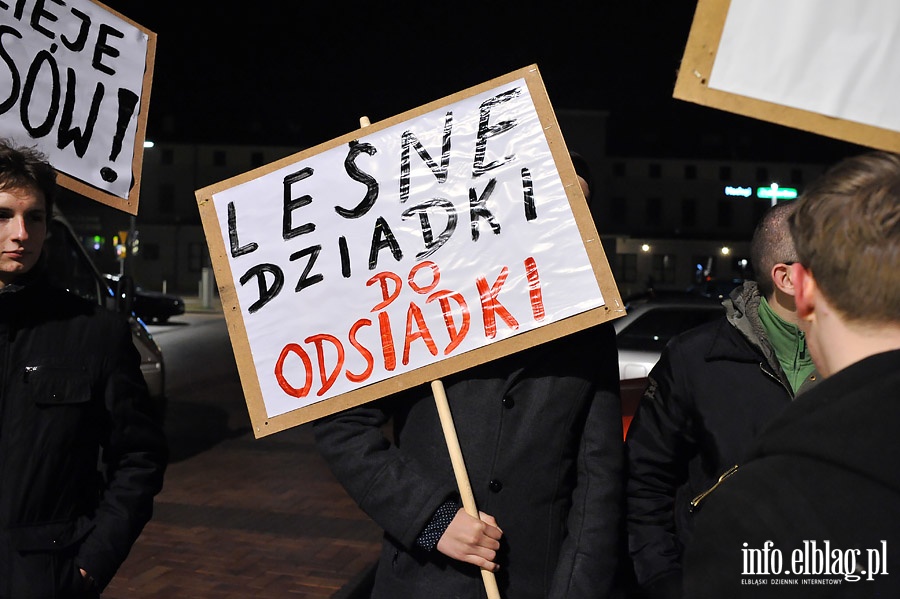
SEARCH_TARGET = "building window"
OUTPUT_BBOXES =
[681,198,697,228]
[161,148,174,165]
[684,164,697,180]
[652,254,677,284]
[612,162,626,177]
[719,165,732,181]
[611,197,626,224]
[158,183,175,214]
[717,200,733,228]
[251,151,265,168]
[753,200,769,228]
[756,166,769,183]
[142,242,160,261]
[649,163,661,179]
[619,253,637,283]
[188,242,205,273]
[646,197,662,226]
[213,150,227,167]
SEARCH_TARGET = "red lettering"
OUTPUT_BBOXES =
[524,256,545,321]
[408,260,440,294]
[426,289,470,354]
[366,271,403,311]
[274,343,313,398]
[377,311,397,371]
[305,334,345,396]
[476,266,519,339]
[402,302,439,365]
[346,318,375,383]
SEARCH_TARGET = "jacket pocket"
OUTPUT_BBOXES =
[24,364,95,448]
[5,519,95,598]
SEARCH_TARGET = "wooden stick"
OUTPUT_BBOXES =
[431,379,501,599]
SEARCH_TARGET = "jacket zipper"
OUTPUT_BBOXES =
[689,464,739,513]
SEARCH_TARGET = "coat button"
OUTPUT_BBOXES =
[489,479,503,493]
[502,397,515,409]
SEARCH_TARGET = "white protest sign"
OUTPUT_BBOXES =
[0,0,154,213]
[197,66,623,438]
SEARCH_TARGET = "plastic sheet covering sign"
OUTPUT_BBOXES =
[196,65,624,438]
[0,0,155,214]
[674,0,900,153]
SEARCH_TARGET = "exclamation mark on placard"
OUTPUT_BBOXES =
[100,88,139,183]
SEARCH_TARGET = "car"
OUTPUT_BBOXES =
[614,292,726,380]
[44,213,166,408]
[104,274,185,324]
[687,278,745,301]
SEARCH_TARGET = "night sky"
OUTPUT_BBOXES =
[101,1,864,164]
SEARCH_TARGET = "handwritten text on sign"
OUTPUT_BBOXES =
[213,79,604,419]
[0,0,147,199]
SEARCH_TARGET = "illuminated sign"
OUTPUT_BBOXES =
[724,186,753,197]
[757,184,798,200]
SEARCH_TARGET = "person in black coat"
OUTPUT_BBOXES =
[683,150,900,598]
[624,202,818,598]
[313,162,624,599]
[0,139,167,598]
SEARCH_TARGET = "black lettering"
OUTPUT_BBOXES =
[31,0,62,40]
[0,26,22,115]
[239,263,284,314]
[469,178,501,241]
[368,216,403,270]
[401,198,457,260]
[92,23,123,76]
[338,235,351,278]
[283,167,315,240]
[472,87,521,177]
[335,140,378,219]
[57,68,101,157]
[227,201,258,257]
[60,8,90,53]
[289,245,324,292]
[522,167,536,221]
[21,49,60,139]
[399,111,452,203]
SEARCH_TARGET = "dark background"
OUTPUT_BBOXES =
[100,1,864,164]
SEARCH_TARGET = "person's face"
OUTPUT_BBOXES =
[0,185,47,287]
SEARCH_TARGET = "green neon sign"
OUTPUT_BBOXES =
[757,185,798,200]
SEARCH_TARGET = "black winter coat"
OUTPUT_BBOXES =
[0,280,167,598]
[624,283,817,598]
[314,323,624,599]
[684,350,900,598]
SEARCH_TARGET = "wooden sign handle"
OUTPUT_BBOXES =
[361,110,496,596]
[431,379,501,599]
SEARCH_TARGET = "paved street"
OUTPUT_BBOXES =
[102,310,381,598]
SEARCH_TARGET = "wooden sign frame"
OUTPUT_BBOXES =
[0,0,155,214]
[196,65,624,438]
[674,0,900,153]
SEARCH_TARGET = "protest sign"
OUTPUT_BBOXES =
[674,0,900,152]
[0,0,155,214]
[196,65,624,438]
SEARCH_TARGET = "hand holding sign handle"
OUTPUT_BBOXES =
[431,380,502,599]
[356,114,500,598]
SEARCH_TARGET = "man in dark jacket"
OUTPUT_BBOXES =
[683,150,900,598]
[624,202,818,598]
[0,139,167,598]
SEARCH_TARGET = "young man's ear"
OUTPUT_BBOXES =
[770,263,796,296]
[790,263,817,321]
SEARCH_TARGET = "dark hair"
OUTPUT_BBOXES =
[0,138,57,215]
[749,201,798,299]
